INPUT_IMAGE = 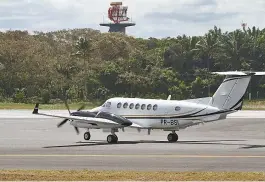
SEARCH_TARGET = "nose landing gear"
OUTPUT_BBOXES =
[84,131,91,140]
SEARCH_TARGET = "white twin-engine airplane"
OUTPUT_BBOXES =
[33,71,265,143]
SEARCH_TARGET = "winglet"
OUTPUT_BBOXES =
[32,103,39,114]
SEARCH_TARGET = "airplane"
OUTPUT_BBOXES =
[32,71,265,144]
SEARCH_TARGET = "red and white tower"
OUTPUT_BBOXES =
[100,2,135,34]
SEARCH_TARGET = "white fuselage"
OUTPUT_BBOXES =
[89,97,222,130]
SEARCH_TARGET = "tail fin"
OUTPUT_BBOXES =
[209,71,265,110]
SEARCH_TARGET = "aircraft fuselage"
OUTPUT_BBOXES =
[90,97,221,130]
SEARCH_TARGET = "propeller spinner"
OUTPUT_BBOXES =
[57,101,86,135]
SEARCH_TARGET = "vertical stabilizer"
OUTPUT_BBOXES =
[210,75,250,110]
[209,71,265,110]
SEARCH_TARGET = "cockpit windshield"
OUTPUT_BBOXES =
[102,101,111,108]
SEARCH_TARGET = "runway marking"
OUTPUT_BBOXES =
[0,154,265,158]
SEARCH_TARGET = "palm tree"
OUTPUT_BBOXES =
[73,36,92,100]
[219,29,247,70]
[195,27,220,96]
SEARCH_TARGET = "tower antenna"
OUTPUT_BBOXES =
[100,2,135,34]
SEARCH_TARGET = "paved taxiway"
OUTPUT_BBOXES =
[0,110,265,171]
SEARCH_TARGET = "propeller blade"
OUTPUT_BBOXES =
[77,104,86,111]
[57,118,68,128]
[64,100,71,115]
[74,126,79,134]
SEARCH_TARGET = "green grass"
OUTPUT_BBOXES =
[0,170,264,181]
[242,100,265,110]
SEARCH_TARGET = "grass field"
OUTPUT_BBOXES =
[0,170,264,181]
[243,100,265,110]
[0,99,264,110]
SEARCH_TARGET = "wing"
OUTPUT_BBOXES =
[32,103,132,127]
[35,112,119,126]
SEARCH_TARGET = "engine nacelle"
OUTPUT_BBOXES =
[71,111,97,117]
[95,111,132,126]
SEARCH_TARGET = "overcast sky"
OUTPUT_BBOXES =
[0,0,264,38]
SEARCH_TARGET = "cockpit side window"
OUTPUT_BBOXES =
[106,102,111,108]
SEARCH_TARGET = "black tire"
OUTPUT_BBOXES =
[167,133,178,142]
[107,134,118,143]
[113,134,118,143]
[167,133,174,142]
[84,132,91,140]
[174,133,179,141]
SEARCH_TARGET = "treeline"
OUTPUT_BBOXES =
[0,26,265,104]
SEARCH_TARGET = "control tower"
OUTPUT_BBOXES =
[100,2,135,34]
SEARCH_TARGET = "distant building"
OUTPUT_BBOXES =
[100,2,135,34]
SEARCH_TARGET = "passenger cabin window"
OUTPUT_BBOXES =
[147,104,152,110]
[123,102,128,108]
[129,103,134,109]
[135,103,140,109]
[117,102,122,108]
[175,106,181,111]
[141,104,146,110]
[153,104,158,111]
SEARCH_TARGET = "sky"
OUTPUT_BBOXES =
[0,0,265,38]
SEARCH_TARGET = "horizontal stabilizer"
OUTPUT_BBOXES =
[212,71,265,76]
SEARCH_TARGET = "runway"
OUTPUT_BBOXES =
[0,110,265,171]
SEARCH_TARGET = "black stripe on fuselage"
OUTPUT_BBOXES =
[123,109,232,119]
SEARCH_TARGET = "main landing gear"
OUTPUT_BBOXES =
[167,132,178,142]
[107,134,118,144]
[84,129,176,143]
[107,129,118,144]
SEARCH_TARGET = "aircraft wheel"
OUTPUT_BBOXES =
[113,134,118,143]
[84,132,91,140]
[167,133,178,142]
[107,134,118,144]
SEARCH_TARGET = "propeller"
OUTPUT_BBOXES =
[56,99,86,135]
